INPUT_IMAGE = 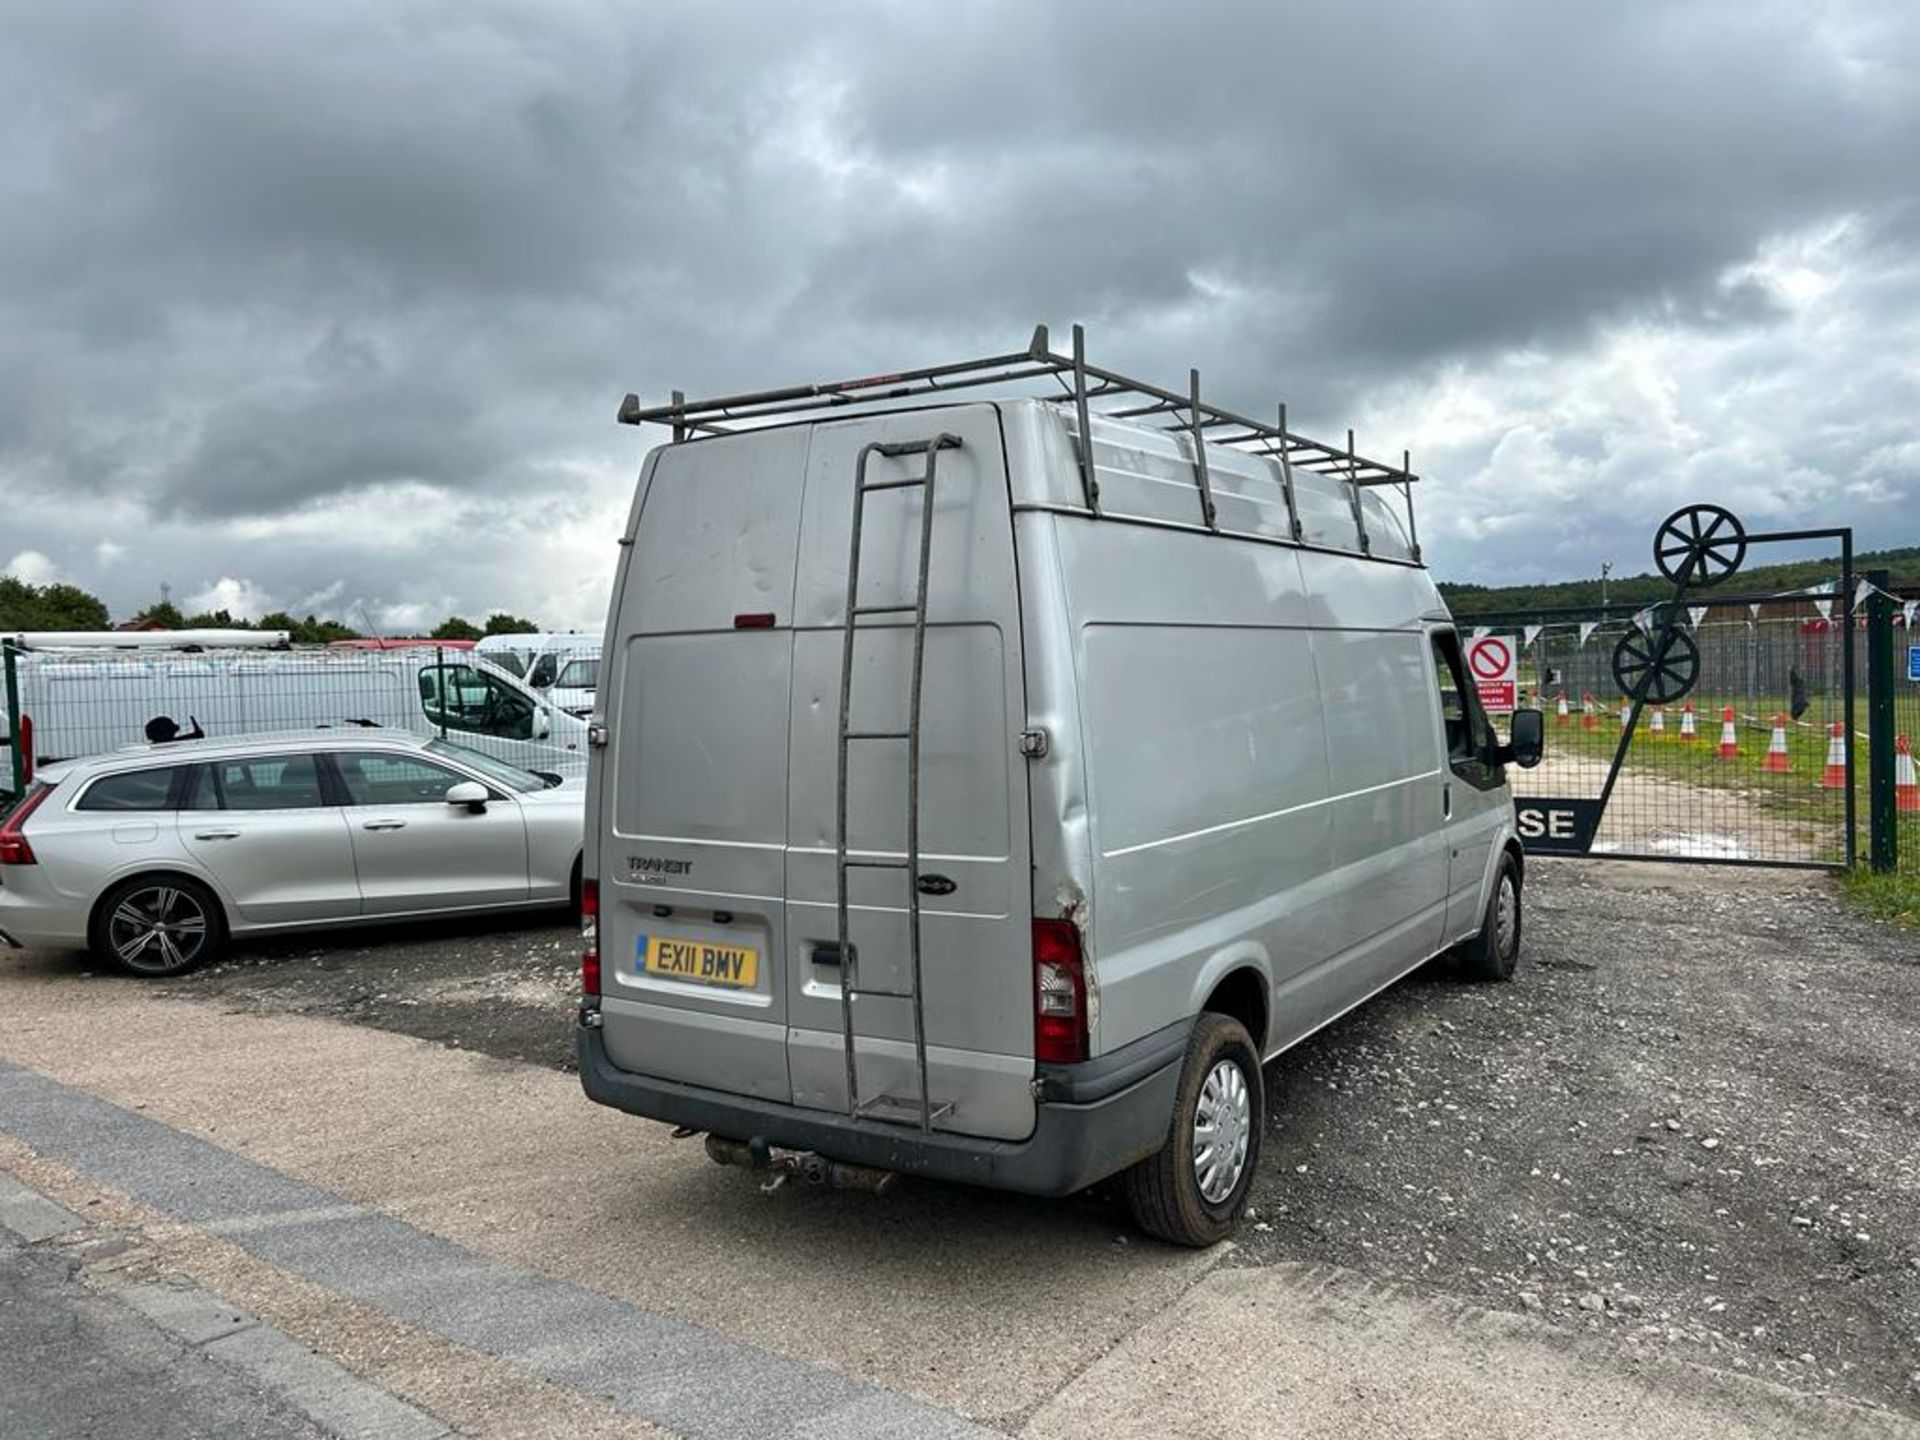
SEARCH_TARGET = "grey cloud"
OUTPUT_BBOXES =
[2,0,1917,623]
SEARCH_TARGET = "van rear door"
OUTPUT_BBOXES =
[783,406,1035,1142]
[596,428,811,1105]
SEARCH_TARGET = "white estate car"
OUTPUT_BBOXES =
[0,731,583,977]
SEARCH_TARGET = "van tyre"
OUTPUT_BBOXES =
[1458,854,1521,982]
[90,875,225,978]
[1122,1012,1263,1247]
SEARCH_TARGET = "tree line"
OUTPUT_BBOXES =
[1440,545,1920,617]
[0,576,540,644]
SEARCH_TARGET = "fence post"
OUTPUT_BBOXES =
[1866,568,1896,873]
[3,642,21,806]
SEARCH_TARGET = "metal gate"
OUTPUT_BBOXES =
[1469,507,1884,870]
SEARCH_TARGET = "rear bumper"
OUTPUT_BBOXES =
[576,1019,1186,1197]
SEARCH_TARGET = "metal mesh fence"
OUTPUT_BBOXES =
[1890,608,1920,875]
[1492,595,1859,867]
[2,642,598,806]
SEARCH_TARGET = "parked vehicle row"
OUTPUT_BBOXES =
[4,647,588,779]
[0,731,583,976]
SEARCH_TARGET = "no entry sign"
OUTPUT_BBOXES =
[1467,634,1517,713]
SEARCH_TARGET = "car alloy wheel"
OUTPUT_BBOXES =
[107,884,211,975]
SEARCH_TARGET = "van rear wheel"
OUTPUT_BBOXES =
[1121,1012,1263,1247]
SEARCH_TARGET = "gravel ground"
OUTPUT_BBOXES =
[154,862,1920,1419]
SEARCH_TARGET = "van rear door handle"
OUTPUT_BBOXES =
[362,820,408,832]
[193,830,240,841]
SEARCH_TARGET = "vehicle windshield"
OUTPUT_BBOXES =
[425,739,550,793]
[555,658,598,689]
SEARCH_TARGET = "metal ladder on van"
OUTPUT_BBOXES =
[834,433,962,1133]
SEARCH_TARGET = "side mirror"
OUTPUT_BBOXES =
[1500,708,1545,769]
[445,780,489,811]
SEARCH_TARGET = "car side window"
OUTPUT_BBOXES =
[77,766,185,812]
[418,664,536,741]
[333,753,477,806]
[206,755,326,811]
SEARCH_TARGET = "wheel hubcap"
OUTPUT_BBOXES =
[1495,876,1517,960]
[1192,1058,1251,1205]
[108,887,208,971]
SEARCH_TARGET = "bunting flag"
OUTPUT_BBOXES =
[1687,605,1707,629]
[1814,597,1832,622]
[1855,578,1873,609]
[1578,621,1598,647]
[1633,606,1657,634]
[1748,602,1761,618]
[1522,624,1543,648]
[1470,626,1491,643]
[1904,600,1917,628]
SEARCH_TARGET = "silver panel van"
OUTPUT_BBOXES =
[578,328,1543,1245]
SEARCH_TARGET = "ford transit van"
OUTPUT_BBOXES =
[577,328,1543,1244]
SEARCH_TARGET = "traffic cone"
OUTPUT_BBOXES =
[1557,694,1569,727]
[1718,706,1739,759]
[1679,703,1697,742]
[1821,722,1847,789]
[1897,735,1919,812]
[1582,693,1597,731]
[1763,716,1791,773]
[1649,706,1666,739]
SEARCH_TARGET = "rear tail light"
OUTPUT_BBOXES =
[580,877,601,997]
[0,784,56,866]
[1033,918,1088,1064]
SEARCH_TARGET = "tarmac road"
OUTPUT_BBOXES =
[1,861,1917,1437]
[0,1230,329,1440]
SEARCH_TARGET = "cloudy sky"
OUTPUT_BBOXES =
[4,0,1917,629]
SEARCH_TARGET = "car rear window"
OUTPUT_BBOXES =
[76,767,185,812]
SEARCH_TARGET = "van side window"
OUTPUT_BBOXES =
[1429,632,1499,785]
[418,664,536,741]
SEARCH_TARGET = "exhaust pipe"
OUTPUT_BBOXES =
[703,1135,898,1196]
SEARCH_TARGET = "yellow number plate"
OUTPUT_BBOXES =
[641,936,759,989]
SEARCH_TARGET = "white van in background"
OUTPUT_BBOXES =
[6,646,588,779]
[475,632,600,690]
[577,327,1544,1246]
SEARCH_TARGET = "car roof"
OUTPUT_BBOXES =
[74,728,439,772]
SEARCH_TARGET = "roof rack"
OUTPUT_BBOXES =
[618,323,1420,559]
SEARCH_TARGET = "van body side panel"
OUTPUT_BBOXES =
[1302,627,1450,994]
[782,406,1034,1141]
[1048,517,1338,1055]
[597,429,811,1104]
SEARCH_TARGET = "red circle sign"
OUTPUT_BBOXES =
[1468,637,1511,679]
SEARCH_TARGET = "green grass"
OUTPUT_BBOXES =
[1840,867,1920,927]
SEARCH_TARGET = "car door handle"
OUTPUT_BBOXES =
[362,820,408,832]
[193,830,241,841]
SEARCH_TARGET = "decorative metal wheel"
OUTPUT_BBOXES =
[1654,504,1746,587]
[106,883,211,976]
[1611,626,1701,705]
